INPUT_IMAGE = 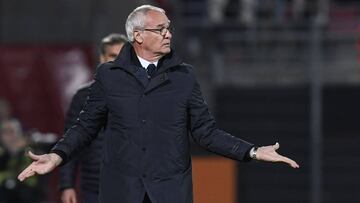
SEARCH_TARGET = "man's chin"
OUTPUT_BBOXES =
[163,47,171,53]
[159,48,171,55]
[156,47,171,57]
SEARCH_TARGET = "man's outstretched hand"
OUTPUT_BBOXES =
[18,151,62,181]
[256,142,299,168]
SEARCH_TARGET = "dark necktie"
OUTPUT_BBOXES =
[147,64,156,78]
[136,66,149,86]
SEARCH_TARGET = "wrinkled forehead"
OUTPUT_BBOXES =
[144,10,171,28]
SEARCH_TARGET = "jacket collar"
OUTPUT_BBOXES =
[112,42,183,74]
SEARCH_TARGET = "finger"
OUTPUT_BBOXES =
[67,196,76,203]
[18,166,35,181]
[273,142,280,150]
[24,169,36,179]
[28,151,41,161]
[69,192,77,203]
[61,195,69,203]
[18,162,38,181]
[280,156,300,168]
[18,166,32,181]
[289,160,300,168]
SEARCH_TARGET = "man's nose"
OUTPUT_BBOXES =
[165,29,172,39]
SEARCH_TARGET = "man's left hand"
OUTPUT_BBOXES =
[255,142,300,168]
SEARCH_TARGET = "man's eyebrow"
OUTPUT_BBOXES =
[155,20,171,28]
[155,23,166,28]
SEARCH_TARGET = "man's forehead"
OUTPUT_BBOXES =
[145,10,170,26]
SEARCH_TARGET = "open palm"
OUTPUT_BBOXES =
[256,142,299,168]
[18,151,62,181]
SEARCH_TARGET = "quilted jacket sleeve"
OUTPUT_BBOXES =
[51,66,108,165]
[188,77,254,162]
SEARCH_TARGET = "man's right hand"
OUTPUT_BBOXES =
[61,188,78,203]
[17,151,62,181]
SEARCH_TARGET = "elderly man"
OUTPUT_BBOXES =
[18,5,299,203]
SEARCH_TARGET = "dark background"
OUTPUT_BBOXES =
[0,0,359,202]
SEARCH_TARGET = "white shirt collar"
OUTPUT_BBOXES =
[137,55,158,69]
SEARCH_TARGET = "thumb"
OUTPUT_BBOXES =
[273,142,280,150]
[28,151,41,161]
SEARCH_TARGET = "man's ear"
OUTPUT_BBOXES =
[134,31,143,44]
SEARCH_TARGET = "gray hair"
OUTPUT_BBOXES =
[100,33,128,55]
[125,5,165,42]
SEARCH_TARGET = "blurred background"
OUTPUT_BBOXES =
[0,0,359,202]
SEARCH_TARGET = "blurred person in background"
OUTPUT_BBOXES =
[18,5,299,203]
[0,119,42,203]
[59,33,127,203]
[208,0,318,26]
[208,0,257,25]
[0,99,12,123]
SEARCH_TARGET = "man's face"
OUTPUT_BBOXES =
[140,10,172,57]
[0,122,18,149]
[100,43,124,63]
